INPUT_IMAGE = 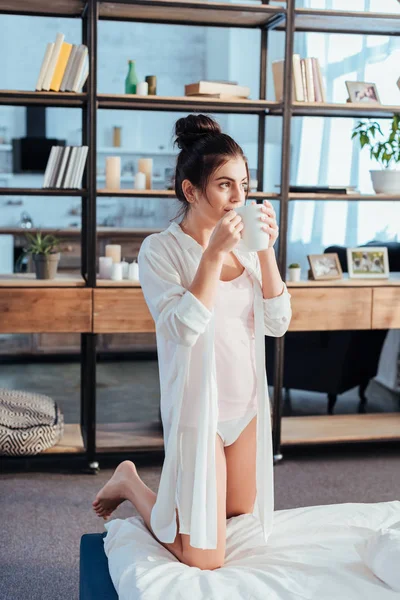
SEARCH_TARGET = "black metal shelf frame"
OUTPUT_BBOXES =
[2,0,400,471]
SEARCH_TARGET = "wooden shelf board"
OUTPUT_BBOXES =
[96,278,141,287]
[291,102,400,119]
[289,193,400,201]
[97,188,280,199]
[0,90,87,107]
[281,413,400,446]
[0,188,87,196]
[96,421,164,452]
[43,415,400,454]
[287,273,400,288]
[98,93,281,113]
[293,9,400,35]
[99,0,285,28]
[0,0,84,17]
[0,273,86,287]
[42,424,85,454]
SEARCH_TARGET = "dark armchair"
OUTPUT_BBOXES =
[265,241,399,414]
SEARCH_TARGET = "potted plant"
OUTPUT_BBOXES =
[351,113,400,193]
[23,231,63,279]
[288,262,301,282]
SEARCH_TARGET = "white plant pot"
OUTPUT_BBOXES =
[370,169,400,194]
[288,267,301,282]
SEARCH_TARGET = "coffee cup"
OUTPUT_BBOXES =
[233,204,270,252]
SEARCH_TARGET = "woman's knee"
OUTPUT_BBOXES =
[181,546,225,570]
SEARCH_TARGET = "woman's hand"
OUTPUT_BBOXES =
[251,200,279,249]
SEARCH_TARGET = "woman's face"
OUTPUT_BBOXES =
[190,156,249,224]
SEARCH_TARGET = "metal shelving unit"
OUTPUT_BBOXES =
[1,0,400,471]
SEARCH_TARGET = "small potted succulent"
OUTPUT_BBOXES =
[288,262,301,282]
[351,113,400,193]
[23,231,63,279]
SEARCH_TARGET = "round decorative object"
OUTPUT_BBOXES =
[0,388,64,456]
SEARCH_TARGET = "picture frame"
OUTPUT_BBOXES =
[307,253,343,280]
[345,81,381,104]
[347,247,389,279]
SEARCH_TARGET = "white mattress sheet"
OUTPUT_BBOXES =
[103,500,400,600]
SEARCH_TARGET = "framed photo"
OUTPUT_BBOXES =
[345,81,381,104]
[347,247,389,279]
[307,253,343,280]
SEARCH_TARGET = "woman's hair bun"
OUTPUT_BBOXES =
[174,114,221,151]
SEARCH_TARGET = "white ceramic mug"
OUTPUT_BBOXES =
[233,204,270,252]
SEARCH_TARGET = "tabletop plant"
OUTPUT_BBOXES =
[351,113,400,169]
[22,230,64,279]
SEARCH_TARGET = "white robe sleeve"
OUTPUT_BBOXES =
[252,252,292,337]
[138,236,213,347]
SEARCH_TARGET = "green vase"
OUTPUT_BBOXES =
[125,60,138,94]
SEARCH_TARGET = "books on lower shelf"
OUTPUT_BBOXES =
[286,185,359,195]
[272,55,326,103]
[36,33,89,93]
[184,81,250,99]
[43,145,89,189]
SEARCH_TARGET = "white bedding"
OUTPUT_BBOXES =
[103,500,400,600]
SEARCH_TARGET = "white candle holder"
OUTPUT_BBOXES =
[105,244,121,263]
[134,171,146,190]
[99,256,113,279]
[138,158,153,190]
[128,261,139,280]
[105,156,121,190]
[136,81,149,96]
[111,262,123,281]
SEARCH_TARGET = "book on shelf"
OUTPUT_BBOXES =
[36,34,89,93]
[43,145,88,189]
[287,185,358,195]
[272,55,326,103]
[184,81,250,98]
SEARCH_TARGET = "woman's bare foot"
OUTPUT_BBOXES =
[92,460,138,520]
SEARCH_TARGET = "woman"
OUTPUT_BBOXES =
[93,114,292,571]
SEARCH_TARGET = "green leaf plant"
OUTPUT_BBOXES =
[24,231,63,255]
[351,113,400,169]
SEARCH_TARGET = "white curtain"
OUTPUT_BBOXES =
[287,0,400,271]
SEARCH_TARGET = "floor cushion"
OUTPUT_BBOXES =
[103,500,400,600]
[80,533,118,600]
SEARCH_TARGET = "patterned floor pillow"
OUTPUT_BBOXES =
[0,388,64,456]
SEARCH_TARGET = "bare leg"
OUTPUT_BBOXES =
[92,460,184,562]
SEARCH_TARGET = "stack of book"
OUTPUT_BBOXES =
[184,81,250,100]
[272,55,326,103]
[43,146,89,189]
[35,33,89,93]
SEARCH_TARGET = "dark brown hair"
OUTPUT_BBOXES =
[170,114,249,222]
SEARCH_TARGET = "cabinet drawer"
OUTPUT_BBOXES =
[0,289,92,333]
[372,288,400,329]
[93,289,155,333]
[289,288,372,331]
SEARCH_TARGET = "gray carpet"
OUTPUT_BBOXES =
[1,445,400,600]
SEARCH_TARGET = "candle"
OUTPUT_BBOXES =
[145,75,157,95]
[99,256,113,279]
[134,171,146,190]
[136,81,148,96]
[105,156,121,189]
[105,244,121,263]
[128,261,139,280]
[111,262,123,281]
[138,158,153,189]
[112,126,121,147]
[121,258,129,279]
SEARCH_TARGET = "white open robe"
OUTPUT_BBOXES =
[137,221,292,549]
